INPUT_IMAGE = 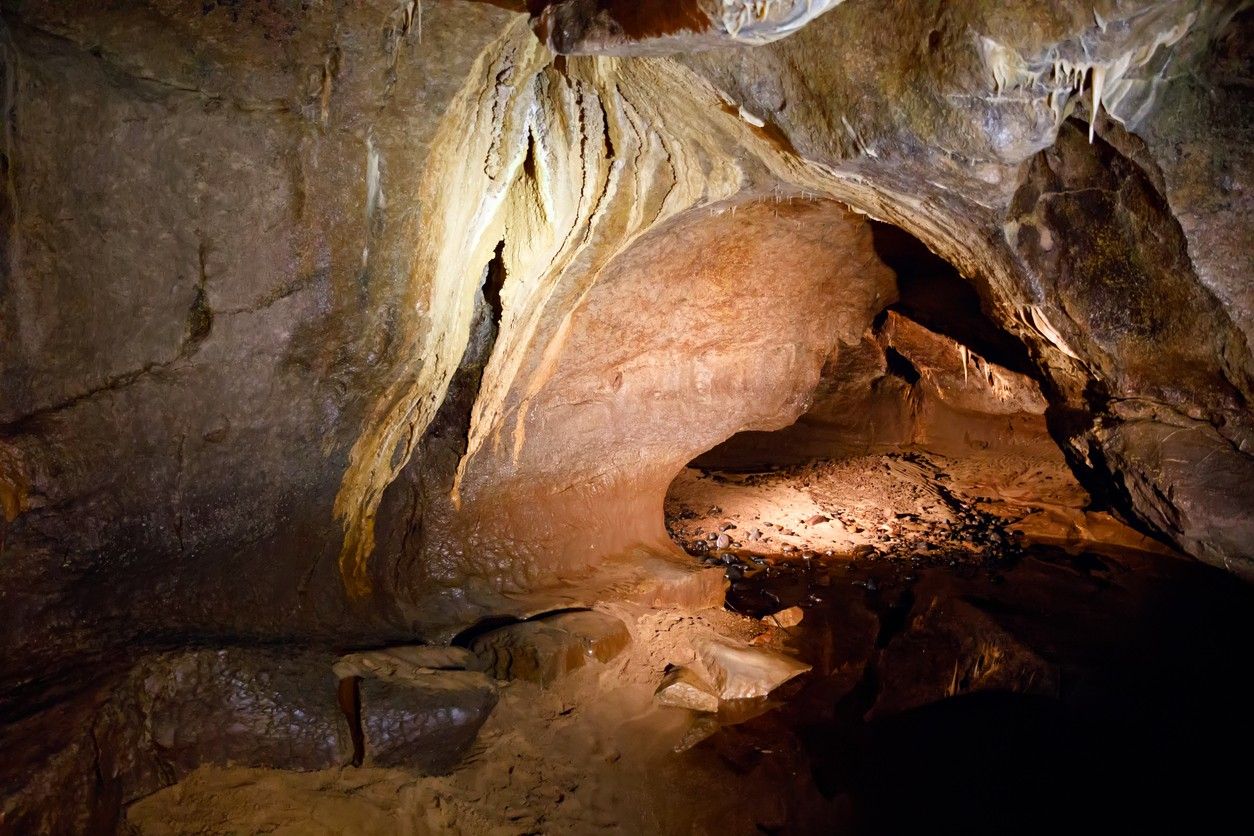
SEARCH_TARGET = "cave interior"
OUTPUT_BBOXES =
[1,1,1252,834]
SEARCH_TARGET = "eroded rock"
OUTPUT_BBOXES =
[469,610,630,686]
[360,670,498,772]
[654,666,720,713]
[697,639,811,701]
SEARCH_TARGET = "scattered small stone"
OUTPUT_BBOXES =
[715,533,731,550]
[763,606,804,628]
[804,514,829,526]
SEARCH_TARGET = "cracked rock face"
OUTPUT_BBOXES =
[0,0,1251,825]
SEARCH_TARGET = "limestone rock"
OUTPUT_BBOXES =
[697,639,811,701]
[654,666,720,713]
[126,648,348,776]
[360,670,498,772]
[469,610,630,686]
[1,647,349,834]
[332,645,477,681]
[763,606,804,629]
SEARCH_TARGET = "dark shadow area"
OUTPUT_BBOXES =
[869,221,1036,378]
[704,546,1254,835]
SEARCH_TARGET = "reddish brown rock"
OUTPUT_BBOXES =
[654,666,720,713]
[470,610,630,686]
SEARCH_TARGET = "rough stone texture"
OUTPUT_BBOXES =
[697,638,811,700]
[2,2,1249,701]
[0,0,1251,824]
[1,647,348,833]
[469,609,630,685]
[654,665,720,713]
[333,645,479,680]
[0,0,523,704]
[360,669,498,772]
[696,300,1055,471]
[124,648,347,776]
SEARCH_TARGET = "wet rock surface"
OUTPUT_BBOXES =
[360,670,498,772]
[1,647,348,833]
[697,638,811,701]
[654,666,720,713]
[468,609,630,686]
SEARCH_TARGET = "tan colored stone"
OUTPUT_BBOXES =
[470,610,630,686]
[332,646,477,681]
[763,606,804,629]
[654,666,720,713]
[697,639,811,701]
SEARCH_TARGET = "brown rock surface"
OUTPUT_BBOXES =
[359,670,498,772]
[697,638,811,700]
[654,665,720,713]
[0,0,1251,828]
[469,609,630,685]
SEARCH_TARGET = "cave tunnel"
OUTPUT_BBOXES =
[2,1,1253,834]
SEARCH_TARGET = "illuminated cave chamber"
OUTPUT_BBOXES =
[665,220,1148,564]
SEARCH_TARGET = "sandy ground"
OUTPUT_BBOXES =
[125,602,817,836]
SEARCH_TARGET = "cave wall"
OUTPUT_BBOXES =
[0,0,520,699]
[1,0,1251,707]
[437,197,894,592]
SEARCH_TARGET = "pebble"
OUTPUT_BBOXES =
[715,533,731,549]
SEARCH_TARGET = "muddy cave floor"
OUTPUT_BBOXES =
[127,451,1254,835]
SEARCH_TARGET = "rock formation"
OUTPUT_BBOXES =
[0,0,1250,830]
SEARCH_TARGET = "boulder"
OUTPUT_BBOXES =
[697,639,811,700]
[469,610,630,686]
[763,606,804,628]
[359,669,498,773]
[654,666,720,713]
[126,648,348,775]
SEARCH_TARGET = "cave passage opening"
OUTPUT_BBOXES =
[653,222,1254,833]
[663,218,1112,574]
